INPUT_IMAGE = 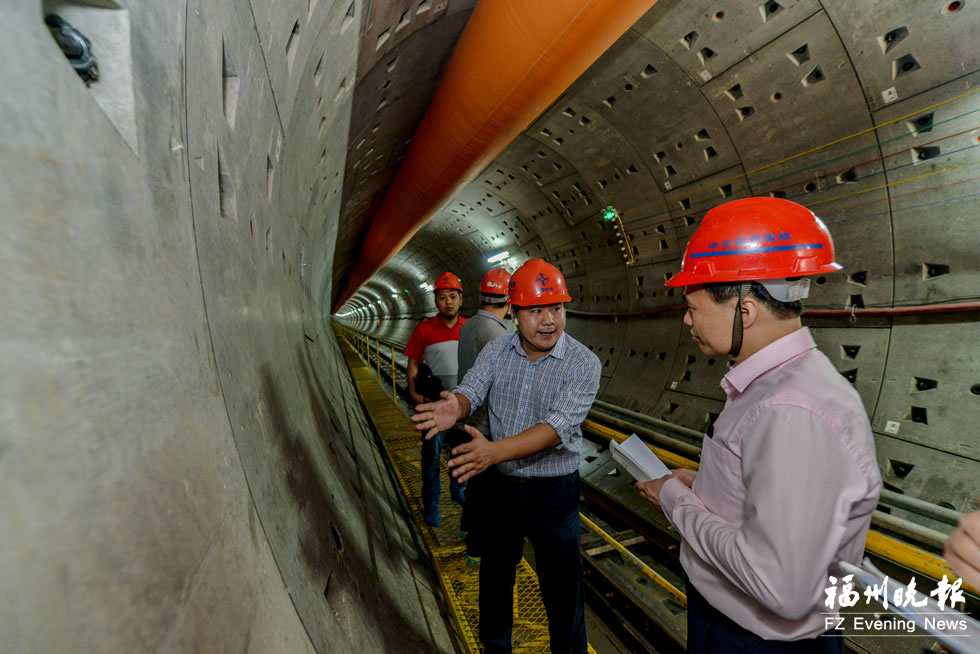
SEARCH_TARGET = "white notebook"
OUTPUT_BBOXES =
[609,434,671,482]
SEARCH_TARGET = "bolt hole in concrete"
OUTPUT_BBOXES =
[889,459,915,478]
[42,0,138,153]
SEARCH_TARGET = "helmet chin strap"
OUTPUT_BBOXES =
[729,282,753,358]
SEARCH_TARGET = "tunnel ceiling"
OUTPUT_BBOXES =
[338,0,979,318]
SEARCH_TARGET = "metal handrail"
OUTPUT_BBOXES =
[592,399,704,439]
[588,407,702,457]
[872,510,948,550]
[879,490,962,527]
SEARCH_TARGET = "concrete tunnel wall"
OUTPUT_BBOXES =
[2,1,454,652]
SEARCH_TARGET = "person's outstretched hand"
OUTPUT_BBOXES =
[447,425,498,483]
[411,391,459,440]
[945,509,980,590]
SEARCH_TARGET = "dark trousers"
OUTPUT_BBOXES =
[460,427,489,556]
[460,471,485,556]
[420,429,465,507]
[478,468,586,654]
[686,580,844,654]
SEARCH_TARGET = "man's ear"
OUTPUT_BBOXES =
[740,293,761,329]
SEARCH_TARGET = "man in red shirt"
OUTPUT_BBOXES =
[404,272,468,526]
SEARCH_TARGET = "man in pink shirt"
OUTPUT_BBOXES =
[636,198,882,653]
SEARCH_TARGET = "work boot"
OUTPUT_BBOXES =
[424,503,441,527]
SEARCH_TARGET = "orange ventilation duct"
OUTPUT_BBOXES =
[333,0,658,312]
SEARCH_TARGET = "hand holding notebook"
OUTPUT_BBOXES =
[609,434,671,482]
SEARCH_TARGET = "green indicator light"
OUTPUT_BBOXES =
[602,206,617,221]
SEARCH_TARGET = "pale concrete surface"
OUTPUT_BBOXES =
[1,1,454,652]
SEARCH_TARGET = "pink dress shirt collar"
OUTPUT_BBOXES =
[721,327,817,398]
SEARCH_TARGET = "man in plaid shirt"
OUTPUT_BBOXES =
[413,259,600,654]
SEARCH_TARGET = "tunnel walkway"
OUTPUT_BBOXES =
[337,327,600,653]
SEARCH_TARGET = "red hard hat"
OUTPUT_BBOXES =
[508,259,572,306]
[666,197,842,288]
[434,271,463,292]
[479,267,512,296]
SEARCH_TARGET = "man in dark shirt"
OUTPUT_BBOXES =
[456,266,512,564]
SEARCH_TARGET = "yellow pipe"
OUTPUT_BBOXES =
[376,338,381,379]
[580,513,687,606]
[391,345,396,401]
[866,530,978,596]
[332,0,660,311]
[583,419,698,471]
